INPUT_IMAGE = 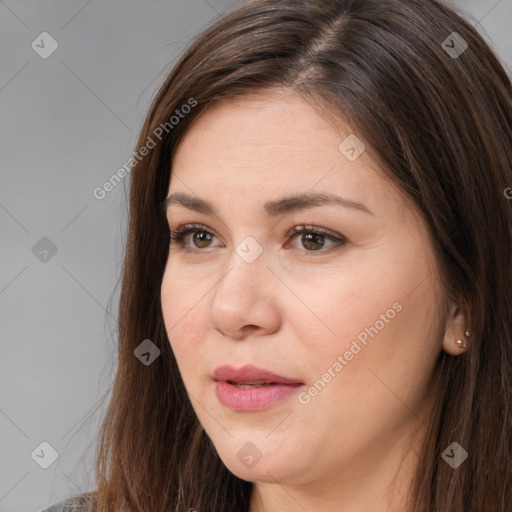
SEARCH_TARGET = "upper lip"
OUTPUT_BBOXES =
[213,364,303,385]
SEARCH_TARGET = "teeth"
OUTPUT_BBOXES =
[229,380,274,388]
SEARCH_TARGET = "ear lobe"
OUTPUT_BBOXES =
[442,303,469,355]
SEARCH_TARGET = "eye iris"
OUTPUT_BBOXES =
[302,232,324,250]
[193,231,212,248]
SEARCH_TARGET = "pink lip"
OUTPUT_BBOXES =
[213,364,304,412]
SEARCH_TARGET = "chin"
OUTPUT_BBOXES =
[213,441,303,484]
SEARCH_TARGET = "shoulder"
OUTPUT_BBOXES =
[39,493,94,512]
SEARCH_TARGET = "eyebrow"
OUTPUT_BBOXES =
[163,191,374,217]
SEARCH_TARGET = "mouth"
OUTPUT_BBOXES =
[213,364,303,385]
[212,364,304,411]
[227,380,278,388]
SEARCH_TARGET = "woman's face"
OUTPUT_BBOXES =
[161,90,448,491]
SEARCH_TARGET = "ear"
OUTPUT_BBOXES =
[442,302,469,355]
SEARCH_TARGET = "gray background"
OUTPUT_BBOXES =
[0,1,510,511]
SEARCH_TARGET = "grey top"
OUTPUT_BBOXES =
[39,493,92,512]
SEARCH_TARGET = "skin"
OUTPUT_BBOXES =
[160,88,468,512]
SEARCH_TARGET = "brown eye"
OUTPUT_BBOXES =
[288,225,346,255]
[300,232,326,251]
[191,230,214,248]
[169,224,219,252]
[169,223,346,256]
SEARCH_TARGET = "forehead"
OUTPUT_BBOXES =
[175,90,349,156]
[172,92,372,183]
[167,90,412,225]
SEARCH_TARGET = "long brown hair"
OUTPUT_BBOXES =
[83,0,512,510]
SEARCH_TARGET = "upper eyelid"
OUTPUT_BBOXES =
[169,223,343,239]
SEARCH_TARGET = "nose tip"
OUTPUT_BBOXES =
[207,258,281,340]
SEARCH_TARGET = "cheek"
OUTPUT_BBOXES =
[314,278,441,421]
[287,270,398,362]
[292,262,439,392]
[160,267,210,375]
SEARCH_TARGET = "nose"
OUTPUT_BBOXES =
[208,245,281,340]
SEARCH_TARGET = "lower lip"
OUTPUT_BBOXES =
[215,381,303,411]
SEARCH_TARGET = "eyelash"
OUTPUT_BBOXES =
[167,223,346,256]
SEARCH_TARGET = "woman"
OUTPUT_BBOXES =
[41,0,512,510]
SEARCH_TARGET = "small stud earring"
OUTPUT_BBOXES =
[464,329,471,337]
[456,338,467,349]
